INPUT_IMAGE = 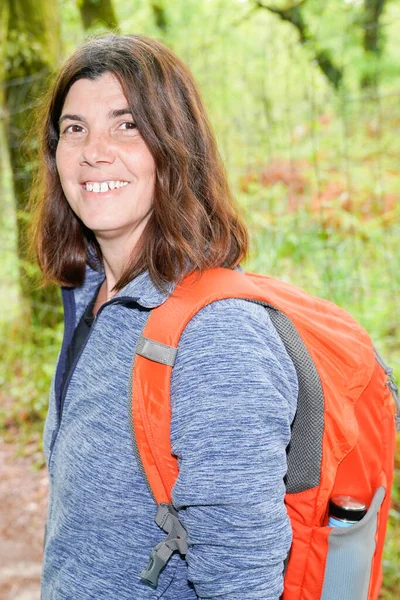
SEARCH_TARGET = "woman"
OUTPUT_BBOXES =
[32,34,298,599]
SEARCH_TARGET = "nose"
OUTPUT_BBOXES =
[80,131,115,166]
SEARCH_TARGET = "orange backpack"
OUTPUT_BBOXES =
[130,268,399,599]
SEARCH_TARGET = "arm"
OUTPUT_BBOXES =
[170,298,298,600]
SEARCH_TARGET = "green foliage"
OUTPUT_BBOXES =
[0,319,62,443]
[5,0,60,80]
[6,30,47,74]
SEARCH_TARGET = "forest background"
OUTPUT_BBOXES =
[0,0,399,597]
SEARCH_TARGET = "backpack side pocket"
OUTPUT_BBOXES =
[320,486,385,600]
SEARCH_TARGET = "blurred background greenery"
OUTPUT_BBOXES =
[0,0,399,596]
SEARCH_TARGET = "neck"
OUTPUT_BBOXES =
[92,260,122,313]
[92,218,150,305]
[94,220,149,288]
[95,236,136,296]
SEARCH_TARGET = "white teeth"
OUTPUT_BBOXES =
[84,180,128,192]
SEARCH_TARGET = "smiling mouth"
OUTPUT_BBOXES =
[83,181,129,193]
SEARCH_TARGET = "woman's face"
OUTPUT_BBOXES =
[56,72,156,247]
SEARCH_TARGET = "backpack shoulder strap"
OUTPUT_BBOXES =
[130,267,378,510]
[130,268,267,504]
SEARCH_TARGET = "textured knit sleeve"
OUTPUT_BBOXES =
[170,298,298,600]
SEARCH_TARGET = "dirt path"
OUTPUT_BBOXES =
[0,437,48,600]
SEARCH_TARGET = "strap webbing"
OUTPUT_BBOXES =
[135,335,178,366]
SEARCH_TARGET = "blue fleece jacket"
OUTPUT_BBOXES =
[41,267,298,600]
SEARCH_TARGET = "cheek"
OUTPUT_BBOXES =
[136,147,156,180]
[55,147,64,183]
[55,145,72,186]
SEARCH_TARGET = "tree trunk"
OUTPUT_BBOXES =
[0,0,9,108]
[4,0,62,328]
[78,0,118,30]
[0,0,10,177]
[150,1,168,34]
[361,0,387,88]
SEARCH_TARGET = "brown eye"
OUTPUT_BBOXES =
[63,124,85,134]
[119,122,137,130]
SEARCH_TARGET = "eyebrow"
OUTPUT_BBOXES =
[58,108,134,125]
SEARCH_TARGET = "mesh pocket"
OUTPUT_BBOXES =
[321,487,385,600]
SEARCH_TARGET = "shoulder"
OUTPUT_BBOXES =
[180,296,279,343]
[172,297,298,418]
[177,297,293,363]
[170,297,297,507]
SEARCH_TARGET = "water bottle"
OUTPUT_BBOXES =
[328,495,367,528]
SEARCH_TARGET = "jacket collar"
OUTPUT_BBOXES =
[66,264,177,316]
[114,269,176,309]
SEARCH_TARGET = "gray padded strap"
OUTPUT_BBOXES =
[135,336,178,366]
[374,347,400,431]
[265,305,324,494]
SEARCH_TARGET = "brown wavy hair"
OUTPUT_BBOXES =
[30,34,248,290]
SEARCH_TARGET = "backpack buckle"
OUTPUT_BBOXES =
[141,547,170,587]
[141,504,188,588]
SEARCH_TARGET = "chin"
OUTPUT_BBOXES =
[89,222,132,240]
[80,214,123,232]
[88,223,121,236]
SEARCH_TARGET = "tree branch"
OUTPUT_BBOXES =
[363,0,386,54]
[254,0,343,89]
[255,0,308,21]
